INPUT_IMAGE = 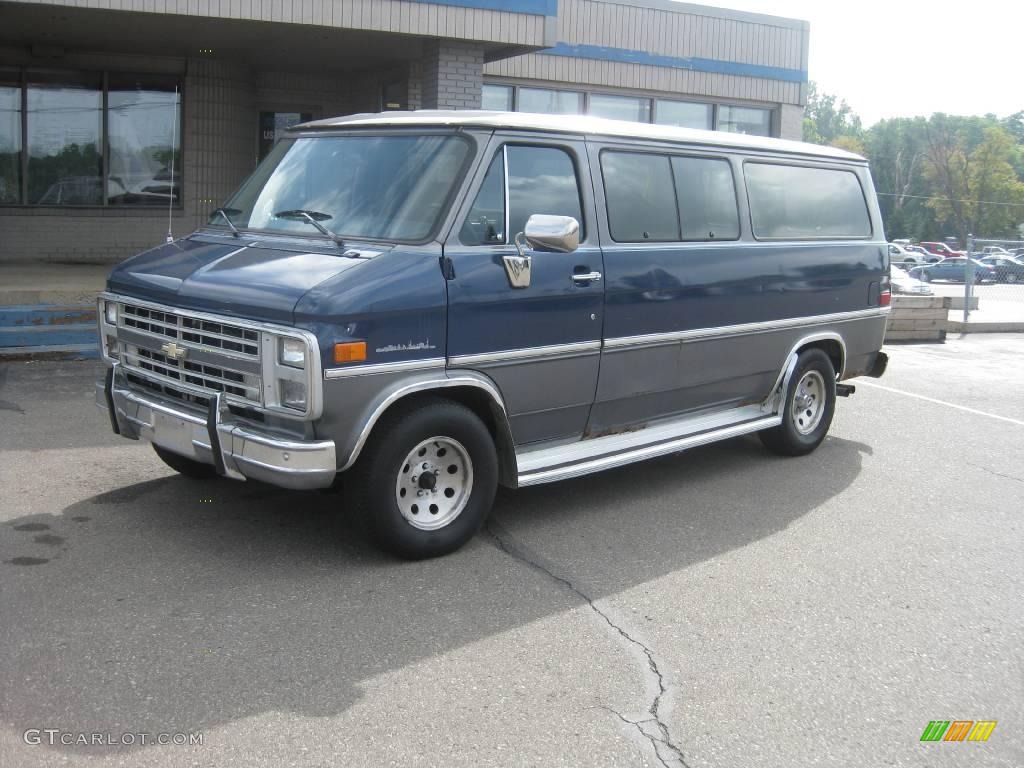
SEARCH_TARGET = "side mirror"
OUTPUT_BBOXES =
[503,214,580,290]
[520,214,580,253]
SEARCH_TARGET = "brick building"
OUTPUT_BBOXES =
[0,0,809,265]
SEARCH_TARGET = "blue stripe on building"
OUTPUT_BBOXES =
[409,0,558,16]
[539,42,808,84]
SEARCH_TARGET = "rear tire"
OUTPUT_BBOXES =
[1007,273,1018,283]
[152,444,218,479]
[351,398,498,560]
[760,349,837,457]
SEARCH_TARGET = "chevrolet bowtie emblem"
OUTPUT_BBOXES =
[160,341,187,360]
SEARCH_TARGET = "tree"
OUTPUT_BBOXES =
[802,81,863,145]
[921,122,1024,242]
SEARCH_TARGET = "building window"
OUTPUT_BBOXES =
[2,69,181,207]
[484,82,778,138]
[481,84,513,112]
[28,73,103,205]
[107,74,181,205]
[0,76,20,203]
[518,87,583,115]
[654,100,712,130]
[588,94,651,123]
[717,105,771,136]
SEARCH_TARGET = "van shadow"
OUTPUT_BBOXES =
[0,433,869,754]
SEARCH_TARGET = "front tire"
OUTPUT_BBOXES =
[760,349,837,457]
[351,399,498,559]
[152,444,218,479]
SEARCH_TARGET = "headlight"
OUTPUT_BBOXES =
[105,301,117,325]
[279,337,306,369]
[279,379,307,410]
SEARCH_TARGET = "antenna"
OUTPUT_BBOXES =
[166,85,179,244]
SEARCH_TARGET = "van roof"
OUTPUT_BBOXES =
[296,110,865,163]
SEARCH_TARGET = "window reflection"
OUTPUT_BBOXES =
[655,100,712,130]
[0,82,19,203]
[588,94,651,123]
[481,84,513,112]
[718,106,772,136]
[27,74,102,205]
[518,88,583,115]
[108,74,180,205]
[220,135,471,241]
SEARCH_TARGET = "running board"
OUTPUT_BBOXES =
[515,404,781,487]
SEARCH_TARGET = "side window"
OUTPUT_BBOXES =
[460,153,505,245]
[506,145,584,240]
[745,162,871,239]
[460,145,584,246]
[601,151,679,242]
[671,156,739,240]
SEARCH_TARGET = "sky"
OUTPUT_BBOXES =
[709,0,1024,126]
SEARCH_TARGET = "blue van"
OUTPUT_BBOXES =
[96,111,890,558]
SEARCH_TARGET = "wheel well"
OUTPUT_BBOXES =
[371,386,518,487]
[799,339,844,378]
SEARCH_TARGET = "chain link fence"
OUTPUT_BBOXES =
[890,236,1024,328]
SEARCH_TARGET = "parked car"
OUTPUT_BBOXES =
[888,243,925,266]
[978,255,1024,283]
[904,244,941,263]
[920,241,966,259]
[890,265,933,295]
[94,111,890,559]
[980,245,1013,257]
[909,258,997,283]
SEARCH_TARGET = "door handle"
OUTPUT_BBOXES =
[572,271,602,284]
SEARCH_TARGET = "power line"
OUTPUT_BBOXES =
[876,191,1024,208]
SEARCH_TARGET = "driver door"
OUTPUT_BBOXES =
[443,135,605,446]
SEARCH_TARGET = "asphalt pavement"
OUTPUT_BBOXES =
[1,335,1021,767]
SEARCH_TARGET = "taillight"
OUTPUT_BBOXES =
[880,274,891,306]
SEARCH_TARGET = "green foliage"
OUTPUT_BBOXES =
[802,82,863,145]
[804,85,1024,241]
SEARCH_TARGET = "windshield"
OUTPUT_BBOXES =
[213,134,472,242]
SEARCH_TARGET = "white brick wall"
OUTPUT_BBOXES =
[419,41,484,110]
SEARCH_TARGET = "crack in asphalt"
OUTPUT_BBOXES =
[967,462,1024,485]
[485,519,691,768]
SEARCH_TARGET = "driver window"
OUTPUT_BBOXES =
[460,145,584,246]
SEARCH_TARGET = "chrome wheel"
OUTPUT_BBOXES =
[791,370,826,435]
[395,437,474,531]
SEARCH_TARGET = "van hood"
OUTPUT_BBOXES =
[106,235,377,323]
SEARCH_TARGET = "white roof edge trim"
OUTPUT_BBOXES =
[294,110,866,162]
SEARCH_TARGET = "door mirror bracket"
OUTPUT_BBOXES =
[503,214,580,289]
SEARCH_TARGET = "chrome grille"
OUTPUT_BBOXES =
[122,304,260,357]
[117,301,263,407]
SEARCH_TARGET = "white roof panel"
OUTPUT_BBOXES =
[296,110,864,162]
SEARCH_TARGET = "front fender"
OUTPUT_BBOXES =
[317,367,514,478]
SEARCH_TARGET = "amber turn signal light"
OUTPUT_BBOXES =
[333,341,367,364]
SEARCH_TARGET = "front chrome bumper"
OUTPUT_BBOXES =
[96,365,336,490]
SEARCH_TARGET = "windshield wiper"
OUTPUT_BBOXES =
[273,209,345,248]
[211,207,242,237]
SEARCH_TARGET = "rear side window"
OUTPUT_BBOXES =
[671,156,739,241]
[601,152,679,242]
[745,163,871,239]
[460,145,584,246]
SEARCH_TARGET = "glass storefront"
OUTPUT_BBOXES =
[718,105,772,136]
[654,100,713,130]
[1,69,181,206]
[484,82,774,137]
